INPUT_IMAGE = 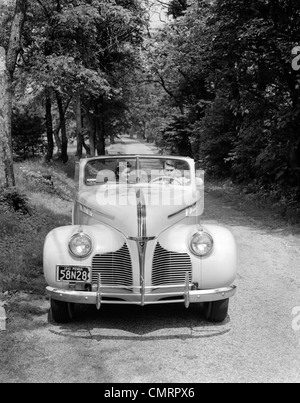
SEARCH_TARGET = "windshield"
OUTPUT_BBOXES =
[84,157,192,186]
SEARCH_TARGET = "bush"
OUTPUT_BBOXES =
[12,108,46,159]
[0,195,70,294]
[0,188,31,215]
[156,115,193,156]
[190,97,236,177]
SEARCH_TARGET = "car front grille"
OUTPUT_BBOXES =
[92,244,133,287]
[152,243,192,287]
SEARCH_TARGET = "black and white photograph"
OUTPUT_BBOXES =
[0,0,300,385]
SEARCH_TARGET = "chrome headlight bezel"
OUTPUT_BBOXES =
[189,231,214,257]
[68,232,93,258]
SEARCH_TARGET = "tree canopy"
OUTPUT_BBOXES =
[144,0,300,203]
[1,0,300,206]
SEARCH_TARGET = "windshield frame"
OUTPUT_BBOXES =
[81,155,196,189]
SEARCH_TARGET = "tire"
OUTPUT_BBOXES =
[50,299,75,324]
[203,299,229,323]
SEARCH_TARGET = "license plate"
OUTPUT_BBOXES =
[57,266,91,282]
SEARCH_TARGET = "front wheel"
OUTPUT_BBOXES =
[50,299,75,324]
[203,299,229,323]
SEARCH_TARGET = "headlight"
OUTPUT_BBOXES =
[190,231,213,257]
[69,232,92,258]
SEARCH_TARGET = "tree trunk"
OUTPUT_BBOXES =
[0,47,15,187]
[53,95,71,158]
[75,91,83,159]
[82,138,91,156]
[86,113,95,156]
[6,0,27,78]
[96,116,105,156]
[45,89,54,162]
[0,0,27,188]
[56,92,68,163]
[53,125,62,157]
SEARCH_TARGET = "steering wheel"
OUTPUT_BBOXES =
[150,176,182,185]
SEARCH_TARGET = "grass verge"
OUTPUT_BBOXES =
[205,178,300,232]
[0,156,76,326]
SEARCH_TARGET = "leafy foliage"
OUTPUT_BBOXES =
[2,0,300,207]
[146,0,300,204]
[17,0,148,158]
[12,107,46,159]
[167,0,188,19]
[0,187,30,215]
[157,115,192,156]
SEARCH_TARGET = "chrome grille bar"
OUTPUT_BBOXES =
[92,244,133,287]
[152,243,192,286]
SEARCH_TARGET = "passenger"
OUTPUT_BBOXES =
[115,162,132,183]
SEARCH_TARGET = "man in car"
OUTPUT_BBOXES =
[163,160,177,177]
[159,160,187,185]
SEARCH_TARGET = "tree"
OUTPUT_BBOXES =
[0,0,27,187]
[145,0,300,203]
[12,106,45,159]
[20,0,147,160]
[143,1,214,155]
[167,0,188,19]
[208,0,300,189]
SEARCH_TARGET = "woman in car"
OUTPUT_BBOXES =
[115,161,132,183]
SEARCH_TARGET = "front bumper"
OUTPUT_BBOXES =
[46,278,237,309]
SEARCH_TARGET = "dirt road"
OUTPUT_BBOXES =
[1,138,300,383]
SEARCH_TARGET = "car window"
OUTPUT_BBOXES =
[84,158,192,186]
[85,159,135,185]
[139,158,191,184]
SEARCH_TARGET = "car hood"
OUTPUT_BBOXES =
[77,185,200,238]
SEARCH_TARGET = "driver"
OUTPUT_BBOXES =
[163,160,177,178]
[158,160,183,184]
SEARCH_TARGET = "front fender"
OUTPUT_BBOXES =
[157,222,237,289]
[43,224,126,288]
[201,224,237,289]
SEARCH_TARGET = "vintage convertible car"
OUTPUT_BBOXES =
[43,155,237,323]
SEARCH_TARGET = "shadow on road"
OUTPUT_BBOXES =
[48,302,232,341]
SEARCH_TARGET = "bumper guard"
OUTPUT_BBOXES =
[46,273,237,309]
